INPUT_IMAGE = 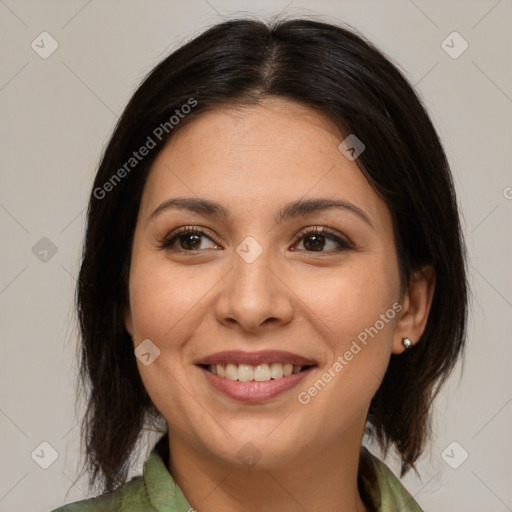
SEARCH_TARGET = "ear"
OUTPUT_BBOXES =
[124,306,134,338]
[392,265,436,354]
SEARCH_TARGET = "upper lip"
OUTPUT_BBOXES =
[195,350,315,367]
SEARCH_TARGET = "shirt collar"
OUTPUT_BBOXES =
[143,445,423,512]
[144,448,192,511]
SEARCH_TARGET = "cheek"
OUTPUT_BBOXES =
[292,256,400,410]
[298,257,400,344]
[319,260,401,396]
[294,282,398,431]
[127,252,211,430]
[128,253,209,342]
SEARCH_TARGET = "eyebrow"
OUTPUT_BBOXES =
[276,198,373,227]
[150,197,228,220]
[150,197,373,227]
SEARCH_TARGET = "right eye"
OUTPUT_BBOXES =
[160,227,221,252]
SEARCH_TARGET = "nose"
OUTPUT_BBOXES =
[214,247,294,333]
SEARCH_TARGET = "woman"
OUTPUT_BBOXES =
[53,17,467,512]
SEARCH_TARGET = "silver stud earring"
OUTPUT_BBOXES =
[402,337,413,350]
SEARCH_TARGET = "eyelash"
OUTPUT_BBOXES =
[159,226,354,253]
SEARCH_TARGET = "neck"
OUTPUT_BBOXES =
[167,426,369,512]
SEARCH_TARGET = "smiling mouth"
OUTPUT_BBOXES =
[200,362,314,382]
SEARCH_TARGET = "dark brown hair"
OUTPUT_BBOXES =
[76,17,468,495]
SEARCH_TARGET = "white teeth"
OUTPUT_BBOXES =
[207,362,305,381]
[270,362,283,379]
[238,364,254,382]
[254,363,271,381]
[225,363,238,381]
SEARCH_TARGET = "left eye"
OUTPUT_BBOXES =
[293,230,352,252]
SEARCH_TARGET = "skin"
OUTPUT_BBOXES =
[125,98,435,512]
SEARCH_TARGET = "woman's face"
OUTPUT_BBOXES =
[126,98,416,468]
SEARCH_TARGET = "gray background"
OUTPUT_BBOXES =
[1,1,511,511]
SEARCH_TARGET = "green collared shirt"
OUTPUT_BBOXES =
[52,448,423,512]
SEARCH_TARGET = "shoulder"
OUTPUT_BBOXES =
[50,475,156,512]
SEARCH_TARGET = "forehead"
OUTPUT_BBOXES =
[139,98,390,229]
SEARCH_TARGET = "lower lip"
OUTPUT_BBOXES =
[200,366,315,403]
